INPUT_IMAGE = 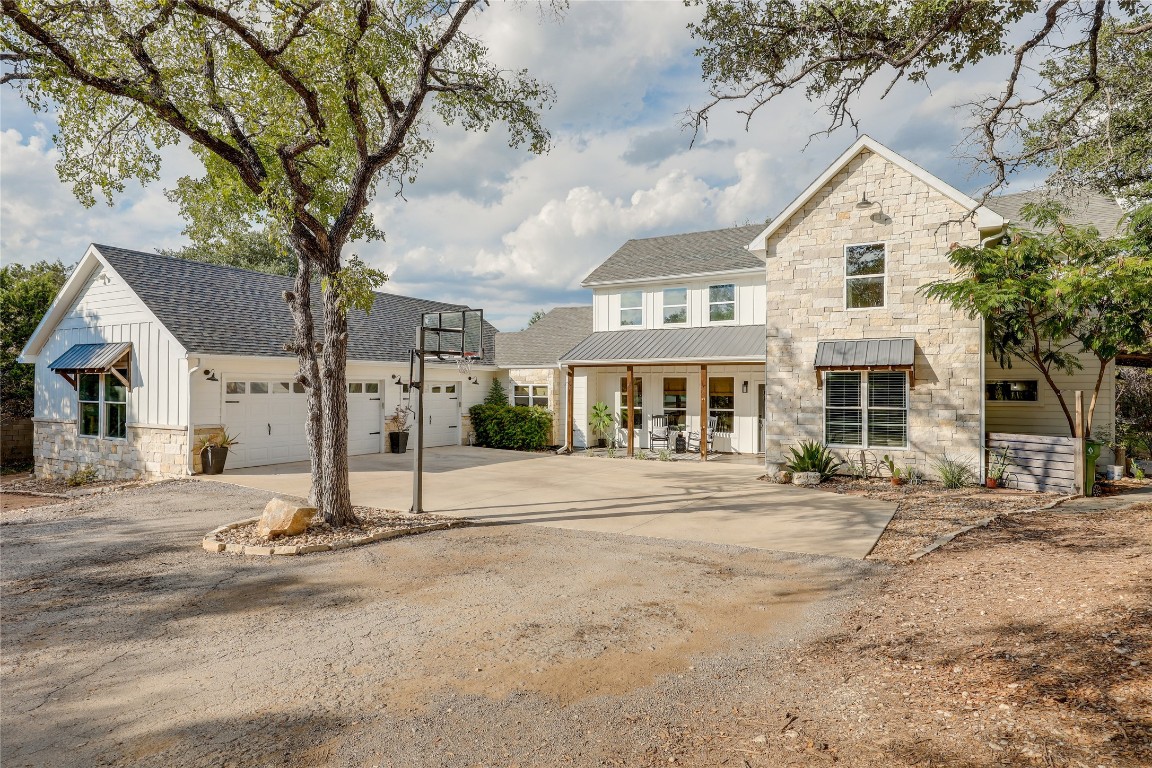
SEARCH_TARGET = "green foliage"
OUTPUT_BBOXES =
[0,261,70,417]
[468,404,552,452]
[988,447,1013,483]
[785,440,843,480]
[922,204,1152,437]
[484,378,508,407]
[526,310,546,328]
[320,255,389,316]
[65,466,99,487]
[657,448,673,462]
[1117,367,1152,458]
[931,454,976,489]
[159,231,297,276]
[588,402,615,444]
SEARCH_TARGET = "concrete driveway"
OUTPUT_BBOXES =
[207,447,896,559]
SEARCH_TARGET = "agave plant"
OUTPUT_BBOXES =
[785,440,844,480]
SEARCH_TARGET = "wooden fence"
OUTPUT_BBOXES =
[986,432,1083,495]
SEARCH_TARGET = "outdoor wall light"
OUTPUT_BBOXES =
[203,369,218,382]
[742,381,748,393]
[855,192,876,209]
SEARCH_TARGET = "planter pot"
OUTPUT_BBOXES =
[985,477,999,489]
[595,438,607,449]
[793,471,821,487]
[200,446,229,475]
[1105,464,1126,481]
[675,433,687,454]
[388,432,410,454]
[891,476,906,486]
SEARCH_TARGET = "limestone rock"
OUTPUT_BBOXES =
[256,498,317,540]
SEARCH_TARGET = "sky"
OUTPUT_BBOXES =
[0,1,1048,332]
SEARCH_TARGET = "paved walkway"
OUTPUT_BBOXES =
[203,447,898,559]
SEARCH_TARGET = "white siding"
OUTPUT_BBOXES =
[985,351,1116,440]
[36,269,188,428]
[591,274,766,332]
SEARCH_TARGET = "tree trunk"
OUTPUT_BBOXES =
[286,245,325,508]
[318,264,356,526]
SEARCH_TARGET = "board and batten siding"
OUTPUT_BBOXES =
[35,268,189,428]
[984,352,1115,440]
[591,274,766,333]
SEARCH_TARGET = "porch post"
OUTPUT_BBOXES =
[626,365,635,457]
[566,366,575,450]
[699,363,708,460]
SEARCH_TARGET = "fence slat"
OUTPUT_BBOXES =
[986,430,1083,495]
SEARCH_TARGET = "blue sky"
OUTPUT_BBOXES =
[0,1,1047,332]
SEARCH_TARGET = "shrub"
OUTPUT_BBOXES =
[931,453,976,489]
[469,404,552,451]
[66,466,99,486]
[484,378,509,406]
[785,440,843,480]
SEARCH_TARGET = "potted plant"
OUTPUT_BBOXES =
[588,402,614,449]
[881,455,905,486]
[986,446,1011,488]
[386,405,411,454]
[196,430,239,475]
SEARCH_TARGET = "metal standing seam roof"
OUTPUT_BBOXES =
[93,245,498,364]
[814,338,915,368]
[560,326,766,364]
[48,342,132,371]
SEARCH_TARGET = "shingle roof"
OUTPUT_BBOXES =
[814,338,915,368]
[985,190,1126,235]
[95,245,497,363]
[581,224,765,286]
[494,306,593,367]
[560,326,765,364]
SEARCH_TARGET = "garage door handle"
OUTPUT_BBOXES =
[267,423,271,435]
[226,400,239,404]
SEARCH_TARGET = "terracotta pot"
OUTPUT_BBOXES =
[985,477,998,489]
[890,475,905,486]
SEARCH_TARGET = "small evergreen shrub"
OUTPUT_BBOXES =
[469,404,552,451]
[785,440,843,480]
[484,378,508,406]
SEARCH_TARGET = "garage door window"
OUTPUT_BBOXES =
[349,382,363,393]
[272,382,291,394]
[226,381,245,394]
[250,382,269,394]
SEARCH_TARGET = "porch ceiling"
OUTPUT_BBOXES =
[560,326,765,366]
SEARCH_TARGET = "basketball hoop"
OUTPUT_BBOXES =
[457,352,479,376]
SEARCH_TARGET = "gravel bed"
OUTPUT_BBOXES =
[212,505,463,548]
[0,473,140,497]
[814,476,1066,564]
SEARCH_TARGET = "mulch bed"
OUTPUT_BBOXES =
[211,506,462,549]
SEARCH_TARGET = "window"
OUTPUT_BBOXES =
[348,382,363,393]
[708,377,734,433]
[824,371,908,448]
[619,377,643,429]
[250,381,269,394]
[620,290,643,326]
[845,242,886,309]
[514,384,549,407]
[365,382,380,394]
[443,384,455,395]
[663,377,687,429]
[986,380,1039,402]
[708,284,735,322]
[662,288,687,324]
[226,381,245,394]
[273,382,291,394]
[77,372,127,439]
[293,382,306,394]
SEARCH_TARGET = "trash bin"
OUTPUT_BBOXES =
[1085,441,1103,495]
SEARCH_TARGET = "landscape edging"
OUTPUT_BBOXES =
[201,517,467,556]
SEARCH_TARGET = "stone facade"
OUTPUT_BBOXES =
[34,419,190,481]
[763,148,985,475]
[505,367,563,445]
[1,415,34,466]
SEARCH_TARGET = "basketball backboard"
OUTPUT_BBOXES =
[418,309,484,358]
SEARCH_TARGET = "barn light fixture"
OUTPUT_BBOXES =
[855,192,876,209]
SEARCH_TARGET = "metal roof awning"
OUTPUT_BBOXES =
[560,326,766,365]
[814,338,916,388]
[48,342,133,390]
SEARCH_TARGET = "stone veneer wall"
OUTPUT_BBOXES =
[34,419,190,480]
[762,148,985,476]
[1,415,35,465]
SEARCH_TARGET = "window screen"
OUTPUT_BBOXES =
[824,372,862,445]
[867,372,907,447]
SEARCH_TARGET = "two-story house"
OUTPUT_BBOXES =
[560,136,1120,477]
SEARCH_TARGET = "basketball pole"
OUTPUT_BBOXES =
[411,346,426,514]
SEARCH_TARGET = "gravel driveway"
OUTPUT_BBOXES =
[0,481,877,767]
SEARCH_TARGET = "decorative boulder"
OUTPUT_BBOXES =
[792,471,822,487]
[257,498,317,540]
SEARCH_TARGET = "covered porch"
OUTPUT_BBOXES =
[560,327,766,458]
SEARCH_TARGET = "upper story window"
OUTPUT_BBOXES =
[845,242,886,309]
[662,288,687,324]
[708,284,735,322]
[78,372,127,440]
[620,290,643,326]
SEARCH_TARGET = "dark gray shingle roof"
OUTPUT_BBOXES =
[582,224,765,286]
[985,190,1126,235]
[814,338,915,368]
[561,326,765,364]
[494,306,593,367]
[96,245,497,363]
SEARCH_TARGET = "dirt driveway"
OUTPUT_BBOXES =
[0,481,873,768]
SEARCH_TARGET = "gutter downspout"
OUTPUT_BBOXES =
[185,357,199,476]
[977,220,1009,481]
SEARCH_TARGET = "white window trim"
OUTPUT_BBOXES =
[76,372,128,441]
[706,283,737,325]
[823,370,909,450]
[619,290,644,327]
[843,241,888,311]
[513,383,549,408]
[985,379,1041,406]
[661,287,688,326]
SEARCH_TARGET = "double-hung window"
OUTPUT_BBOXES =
[78,372,127,440]
[619,377,643,428]
[824,371,907,448]
[619,290,643,326]
[514,385,549,408]
[845,243,886,309]
[662,288,687,324]
[708,284,735,322]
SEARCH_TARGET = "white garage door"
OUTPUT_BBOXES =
[223,379,382,469]
[418,382,460,447]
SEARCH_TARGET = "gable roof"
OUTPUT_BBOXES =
[581,224,765,286]
[984,189,1126,235]
[495,306,593,368]
[24,244,497,364]
[748,135,1005,254]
